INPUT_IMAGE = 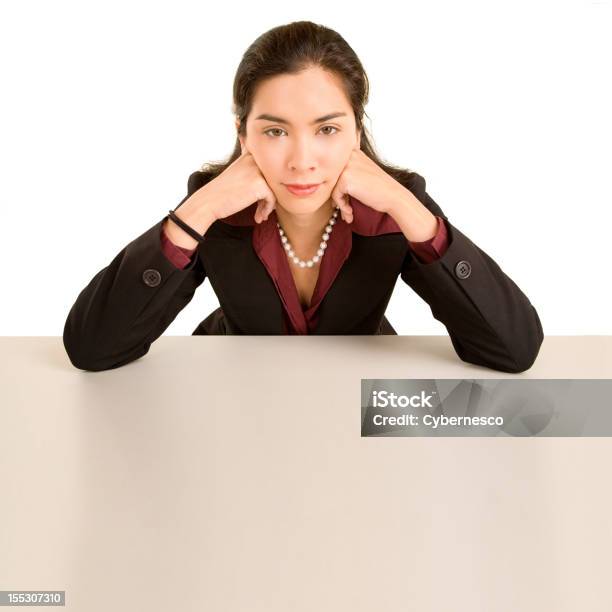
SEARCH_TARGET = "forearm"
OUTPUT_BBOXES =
[63,218,206,371]
[387,187,439,243]
[400,219,544,373]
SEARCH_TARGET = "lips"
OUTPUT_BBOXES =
[285,183,321,196]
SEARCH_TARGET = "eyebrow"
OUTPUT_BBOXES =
[254,112,348,125]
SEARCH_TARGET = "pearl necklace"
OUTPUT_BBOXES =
[276,207,340,268]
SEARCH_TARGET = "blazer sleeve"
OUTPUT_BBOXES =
[400,174,544,373]
[63,171,208,372]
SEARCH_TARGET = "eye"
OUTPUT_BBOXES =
[263,125,340,138]
[264,128,286,138]
[319,125,339,136]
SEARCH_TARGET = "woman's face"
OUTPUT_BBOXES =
[238,65,361,215]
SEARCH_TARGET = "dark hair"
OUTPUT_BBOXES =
[198,20,420,191]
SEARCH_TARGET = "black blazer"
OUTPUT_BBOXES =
[63,171,543,373]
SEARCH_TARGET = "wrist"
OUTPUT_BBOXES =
[165,194,218,249]
[388,189,438,242]
[163,217,199,250]
[180,192,219,229]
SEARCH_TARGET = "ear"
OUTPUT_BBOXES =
[355,127,362,151]
[236,119,248,155]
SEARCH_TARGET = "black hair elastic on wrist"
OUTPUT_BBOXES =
[167,210,205,243]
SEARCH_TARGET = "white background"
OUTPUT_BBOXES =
[1,0,610,336]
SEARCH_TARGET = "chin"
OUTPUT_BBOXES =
[276,188,332,213]
[280,198,329,215]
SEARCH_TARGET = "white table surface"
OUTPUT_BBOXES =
[1,335,611,611]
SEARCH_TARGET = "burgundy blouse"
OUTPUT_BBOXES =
[161,195,449,334]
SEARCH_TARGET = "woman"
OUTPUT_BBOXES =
[63,20,543,373]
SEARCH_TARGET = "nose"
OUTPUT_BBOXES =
[287,136,318,173]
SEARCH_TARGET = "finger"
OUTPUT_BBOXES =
[255,197,274,222]
[341,193,353,217]
[331,191,349,222]
[340,196,353,223]
[255,201,265,223]
[263,195,276,220]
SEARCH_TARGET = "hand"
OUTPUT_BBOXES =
[330,147,411,223]
[196,144,277,224]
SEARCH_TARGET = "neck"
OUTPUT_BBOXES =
[275,198,336,253]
